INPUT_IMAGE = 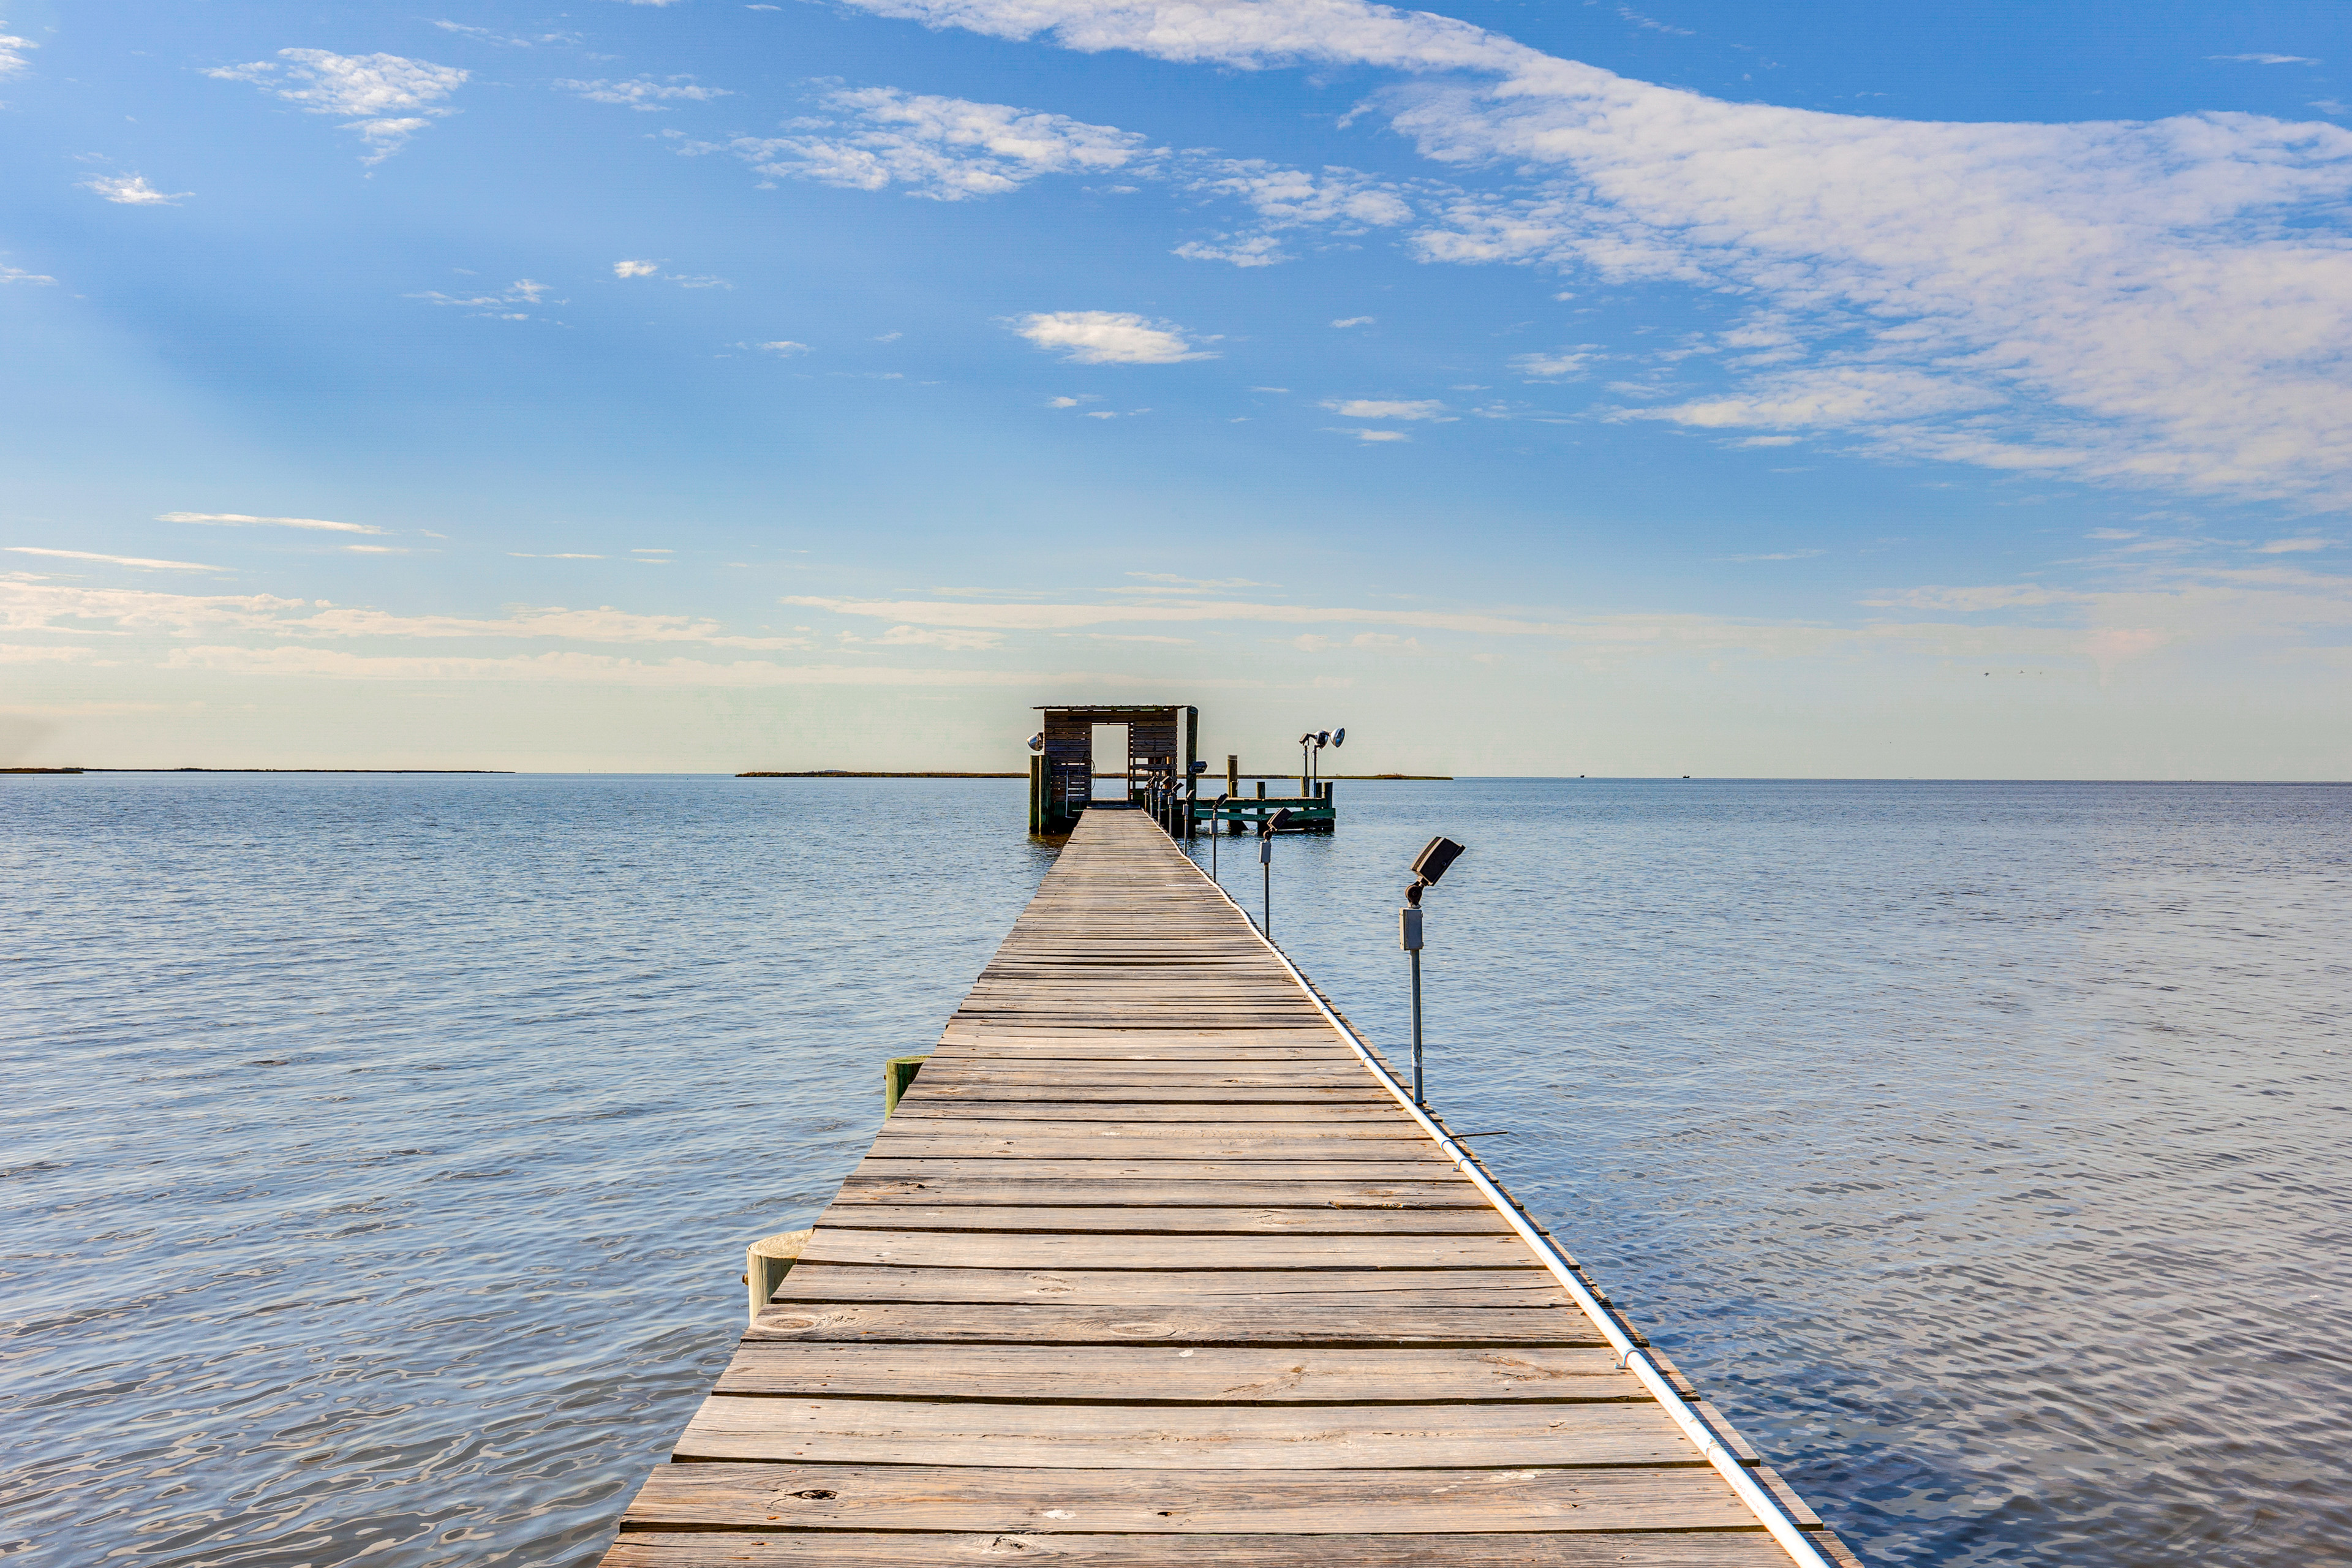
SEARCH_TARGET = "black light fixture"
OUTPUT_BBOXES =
[1406,835,1466,905]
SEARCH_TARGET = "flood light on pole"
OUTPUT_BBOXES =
[1400,834,1467,1105]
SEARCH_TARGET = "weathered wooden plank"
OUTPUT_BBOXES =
[745,1301,1609,1347]
[862,1136,1453,1163]
[846,1152,1468,1175]
[830,1177,1492,1209]
[771,1264,1566,1308]
[813,1204,1517,1235]
[714,1343,1641,1403]
[794,1231,1544,1272]
[605,1533,1797,1566]
[619,1464,1760,1536]
[889,1102,1417,1122]
[904,1086,1399,1104]
[674,1395,1701,1468]
[874,1116,1428,1140]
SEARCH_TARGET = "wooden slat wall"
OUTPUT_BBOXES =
[601,810,1864,1567]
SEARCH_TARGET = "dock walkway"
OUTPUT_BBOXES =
[603,810,1862,1566]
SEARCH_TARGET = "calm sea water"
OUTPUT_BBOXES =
[3,776,2345,1566]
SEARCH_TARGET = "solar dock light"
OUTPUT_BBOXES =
[1259,807,1293,933]
[1399,834,1466,1106]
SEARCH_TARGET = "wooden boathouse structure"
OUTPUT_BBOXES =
[1028,703,1336,837]
[601,808,1864,1566]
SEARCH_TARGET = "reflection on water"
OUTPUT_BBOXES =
[4,776,2345,1566]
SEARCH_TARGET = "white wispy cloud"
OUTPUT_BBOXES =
[615,258,731,288]
[823,0,2352,507]
[407,278,552,318]
[1332,315,1374,327]
[430,20,582,46]
[82,174,189,206]
[748,339,812,355]
[854,624,1004,649]
[0,30,34,80]
[1173,159,1415,263]
[0,578,815,649]
[1123,573,1276,589]
[734,86,1150,199]
[1170,233,1289,267]
[2,263,55,284]
[711,83,1414,263]
[160,511,386,535]
[1512,348,1599,380]
[162,647,1036,684]
[7,547,223,572]
[1324,398,1452,420]
[2255,536,2334,552]
[1011,311,1214,364]
[559,75,729,110]
[208,49,467,163]
[2209,54,2319,65]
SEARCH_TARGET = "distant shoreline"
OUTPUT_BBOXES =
[4,767,515,775]
[735,770,1453,780]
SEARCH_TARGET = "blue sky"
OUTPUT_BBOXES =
[3,0,2348,774]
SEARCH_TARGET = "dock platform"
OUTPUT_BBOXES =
[602,810,1863,1566]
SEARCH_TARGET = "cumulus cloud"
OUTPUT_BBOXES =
[735,86,1150,199]
[614,258,661,277]
[559,75,729,109]
[82,174,189,206]
[825,0,2352,507]
[208,49,467,162]
[1011,310,1214,364]
[160,511,385,535]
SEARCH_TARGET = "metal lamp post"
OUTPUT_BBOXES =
[1259,807,1293,933]
[1294,726,1346,797]
[1399,834,1466,1106]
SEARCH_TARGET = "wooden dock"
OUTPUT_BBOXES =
[603,809,1863,1566]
